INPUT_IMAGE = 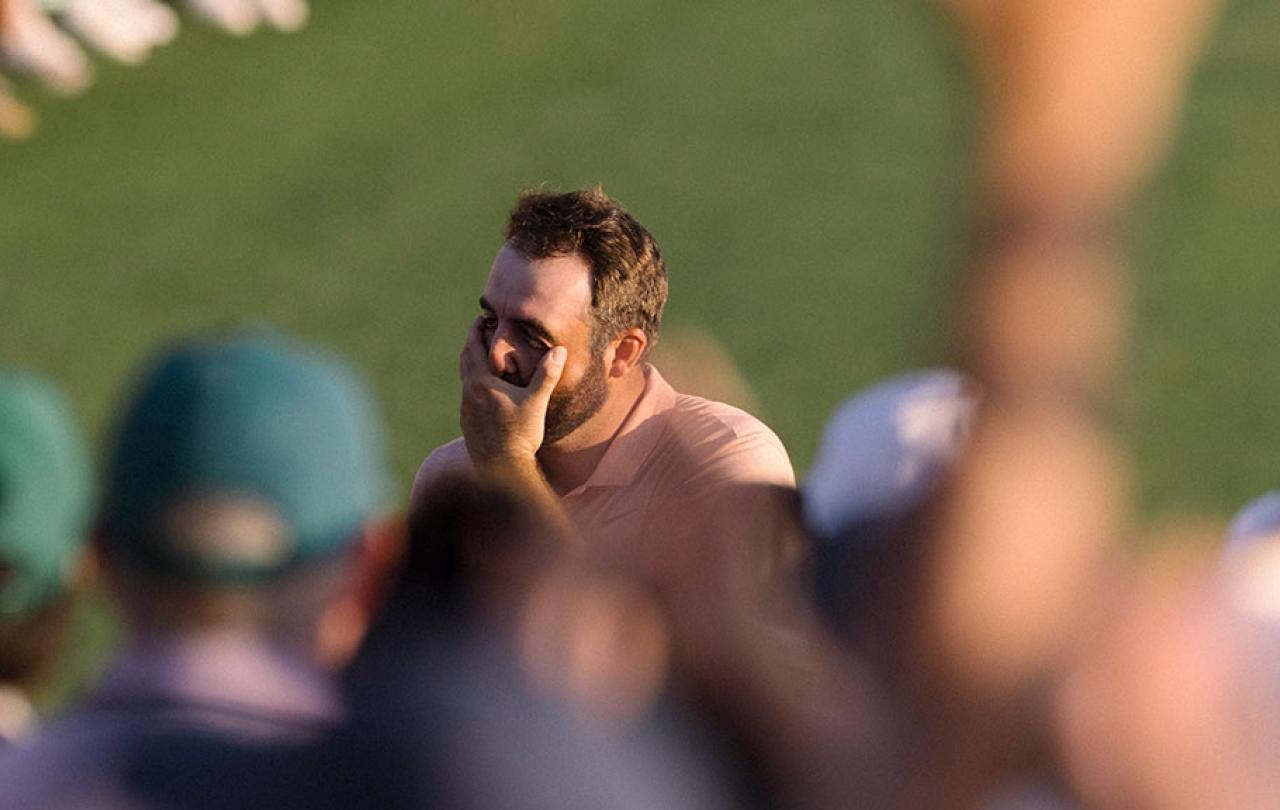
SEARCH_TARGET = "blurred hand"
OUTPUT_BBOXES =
[182,0,308,36]
[942,0,1224,214]
[57,0,178,66]
[459,316,567,472]
[0,0,92,96]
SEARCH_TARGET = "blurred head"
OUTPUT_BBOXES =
[400,474,566,631]
[0,369,93,688]
[99,328,393,660]
[802,369,977,628]
[390,475,668,728]
[480,187,668,445]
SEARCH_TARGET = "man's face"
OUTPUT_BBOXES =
[479,245,609,445]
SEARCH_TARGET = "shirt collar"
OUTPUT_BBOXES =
[564,364,677,495]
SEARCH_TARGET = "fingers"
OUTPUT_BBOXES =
[459,317,489,382]
[182,0,309,36]
[526,346,567,406]
[182,0,260,36]
[60,0,180,67]
[0,0,94,96]
[257,0,309,32]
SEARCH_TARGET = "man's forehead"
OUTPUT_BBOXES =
[483,245,593,324]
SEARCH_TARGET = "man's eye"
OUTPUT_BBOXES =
[520,329,548,351]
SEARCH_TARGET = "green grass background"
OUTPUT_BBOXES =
[2,0,1277,703]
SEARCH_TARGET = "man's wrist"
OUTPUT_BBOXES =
[470,446,539,479]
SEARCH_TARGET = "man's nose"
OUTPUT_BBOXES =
[488,331,520,379]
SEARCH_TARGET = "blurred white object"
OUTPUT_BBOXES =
[803,368,977,540]
[1221,491,1280,622]
[48,0,178,65]
[1224,491,1280,554]
[0,0,92,95]
[183,0,307,36]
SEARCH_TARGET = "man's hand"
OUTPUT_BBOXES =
[459,316,567,473]
[458,317,575,539]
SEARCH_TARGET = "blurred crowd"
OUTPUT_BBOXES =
[4,0,1278,808]
[0,0,307,140]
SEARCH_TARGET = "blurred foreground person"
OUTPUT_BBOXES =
[868,0,1226,805]
[413,186,794,581]
[140,474,726,810]
[655,479,901,810]
[0,329,396,807]
[803,368,976,641]
[801,372,1091,809]
[0,369,93,745]
[320,473,730,810]
[1054,541,1280,810]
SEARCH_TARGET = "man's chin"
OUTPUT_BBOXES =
[542,360,609,447]
[543,400,603,447]
[542,417,582,447]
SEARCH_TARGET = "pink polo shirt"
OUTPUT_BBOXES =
[411,364,795,579]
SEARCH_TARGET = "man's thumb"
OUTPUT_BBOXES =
[529,346,567,401]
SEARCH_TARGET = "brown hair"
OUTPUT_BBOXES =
[505,186,668,353]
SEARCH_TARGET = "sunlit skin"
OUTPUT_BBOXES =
[465,244,649,496]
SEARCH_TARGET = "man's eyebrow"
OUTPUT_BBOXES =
[516,317,554,343]
[477,297,554,343]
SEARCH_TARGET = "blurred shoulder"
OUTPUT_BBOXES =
[0,714,139,808]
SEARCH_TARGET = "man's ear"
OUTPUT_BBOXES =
[609,328,649,377]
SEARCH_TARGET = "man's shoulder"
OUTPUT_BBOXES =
[411,438,475,505]
[669,392,775,438]
[658,391,795,487]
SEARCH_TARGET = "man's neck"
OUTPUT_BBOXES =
[537,368,647,495]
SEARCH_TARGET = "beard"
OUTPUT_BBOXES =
[543,353,608,445]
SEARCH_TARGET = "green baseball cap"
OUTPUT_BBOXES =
[0,369,93,618]
[102,328,391,582]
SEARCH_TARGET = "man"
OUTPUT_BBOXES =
[412,186,794,579]
[0,369,93,746]
[0,328,396,806]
